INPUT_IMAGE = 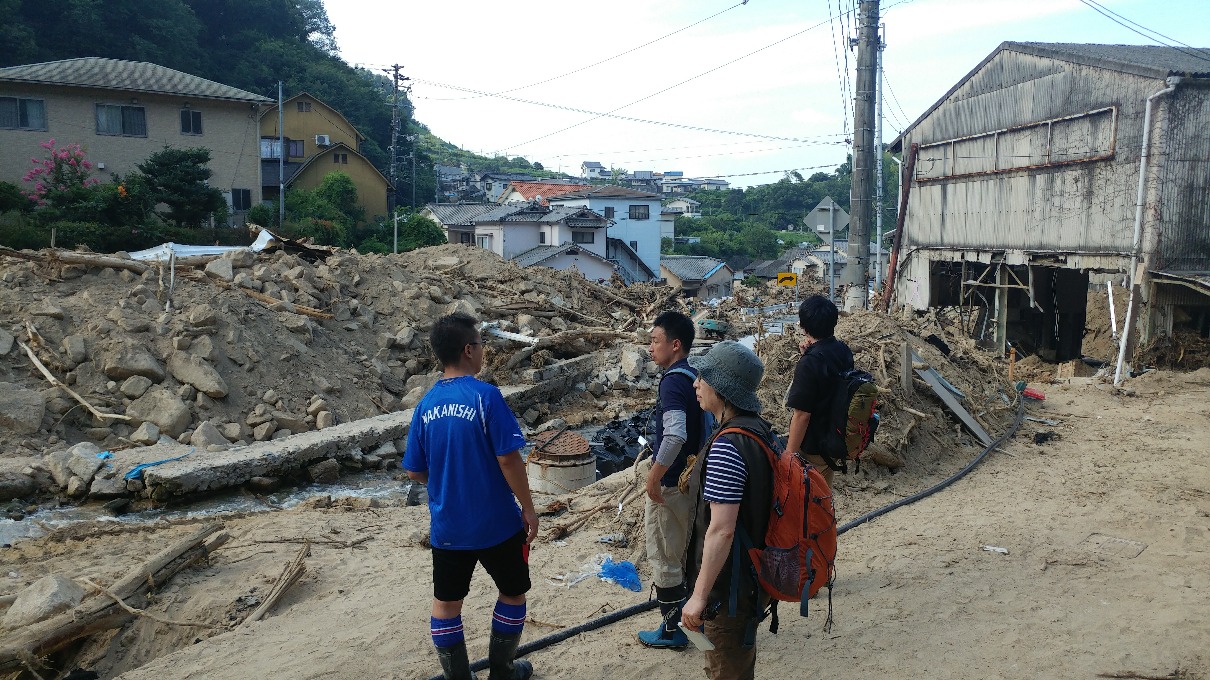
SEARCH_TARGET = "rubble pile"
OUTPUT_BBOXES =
[0,243,681,505]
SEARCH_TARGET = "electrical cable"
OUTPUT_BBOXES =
[427,396,1026,680]
[426,1,751,101]
[828,0,851,135]
[1076,0,1210,64]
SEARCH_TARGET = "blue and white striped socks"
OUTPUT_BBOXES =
[491,601,526,636]
[430,615,464,648]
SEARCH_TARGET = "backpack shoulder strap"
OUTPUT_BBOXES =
[718,426,778,467]
[662,366,697,384]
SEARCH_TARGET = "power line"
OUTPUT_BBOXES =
[882,73,914,131]
[499,11,848,152]
[694,163,841,179]
[1076,0,1210,63]
[426,1,750,102]
[543,136,847,159]
[413,78,848,145]
[828,0,851,135]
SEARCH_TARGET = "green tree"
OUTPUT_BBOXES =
[399,213,445,251]
[137,147,225,228]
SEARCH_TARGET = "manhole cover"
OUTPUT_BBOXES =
[1078,533,1147,558]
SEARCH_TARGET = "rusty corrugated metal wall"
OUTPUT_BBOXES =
[1154,87,1210,274]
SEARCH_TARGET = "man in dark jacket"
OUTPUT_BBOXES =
[784,295,853,488]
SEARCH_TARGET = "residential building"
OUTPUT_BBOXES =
[0,57,270,222]
[497,180,589,205]
[660,255,733,300]
[664,197,701,218]
[259,92,391,221]
[889,42,1210,362]
[424,201,615,280]
[547,185,666,277]
[471,171,537,202]
[581,161,605,180]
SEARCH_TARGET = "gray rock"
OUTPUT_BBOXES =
[172,336,192,350]
[126,387,192,437]
[178,384,197,401]
[253,422,276,441]
[44,449,74,488]
[308,458,341,484]
[0,383,45,434]
[130,422,160,445]
[168,352,229,398]
[315,411,336,429]
[0,468,36,502]
[536,418,568,433]
[62,335,87,364]
[620,348,646,379]
[218,422,242,441]
[262,389,279,404]
[189,421,230,449]
[190,335,217,362]
[204,257,234,282]
[66,442,105,484]
[188,304,217,327]
[114,309,151,333]
[2,574,86,630]
[120,375,153,399]
[371,441,398,457]
[602,367,621,385]
[306,399,328,416]
[88,472,128,499]
[247,476,279,492]
[227,249,255,269]
[103,348,166,382]
[281,313,312,334]
[31,299,65,319]
[66,475,88,497]
[270,429,292,440]
[394,325,415,348]
[271,411,309,433]
[587,381,606,397]
[0,327,14,355]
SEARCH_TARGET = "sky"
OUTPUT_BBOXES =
[323,0,1210,188]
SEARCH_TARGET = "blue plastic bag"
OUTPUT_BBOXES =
[598,557,642,592]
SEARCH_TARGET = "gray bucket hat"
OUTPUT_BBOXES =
[688,340,764,414]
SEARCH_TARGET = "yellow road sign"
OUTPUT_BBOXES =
[777,272,797,286]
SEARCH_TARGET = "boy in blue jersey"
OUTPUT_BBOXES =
[405,312,538,680]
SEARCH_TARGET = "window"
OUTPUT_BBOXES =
[180,109,202,135]
[231,189,252,211]
[0,97,46,130]
[603,206,615,219]
[460,232,473,244]
[539,232,546,244]
[630,240,639,251]
[485,182,493,191]
[260,138,281,159]
[572,231,595,244]
[476,235,491,250]
[95,104,146,136]
[297,101,312,112]
[332,153,348,164]
[628,205,650,220]
[288,139,304,158]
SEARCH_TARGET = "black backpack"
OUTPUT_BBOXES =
[818,369,880,473]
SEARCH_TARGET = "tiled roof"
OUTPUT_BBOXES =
[549,185,662,201]
[512,243,610,268]
[582,161,604,168]
[500,181,591,204]
[660,256,730,282]
[0,58,272,102]
[424,203,501,227]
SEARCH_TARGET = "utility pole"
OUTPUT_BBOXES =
[874,23,886,289]
[384,64,408,254]
[844,0,879,310]
[277,81,285,229]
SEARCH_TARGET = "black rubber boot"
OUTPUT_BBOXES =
[487,631,532,680]
[435,641,476,680]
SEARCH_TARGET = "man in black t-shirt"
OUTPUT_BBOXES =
[784,295,853,488]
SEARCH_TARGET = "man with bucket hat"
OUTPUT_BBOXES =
[680,341,775,680]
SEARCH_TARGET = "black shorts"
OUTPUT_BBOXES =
[431,530,531,602]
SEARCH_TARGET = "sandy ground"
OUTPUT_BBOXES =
[4,368,1206,679]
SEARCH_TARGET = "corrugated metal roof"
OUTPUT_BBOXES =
[661,255,729,282]
[425,203,500,226]
[511,243,610,268]
[892,42,1210,151]
[0,57,272,102]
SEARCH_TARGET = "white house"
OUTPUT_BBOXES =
[664,197,701,218]
[547,185,665,277]
[424,202,614,279]
[581,161,605,180]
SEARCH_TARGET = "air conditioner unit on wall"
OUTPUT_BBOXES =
[315,134,331,146]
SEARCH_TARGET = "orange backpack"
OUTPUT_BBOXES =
[722,426,837,632]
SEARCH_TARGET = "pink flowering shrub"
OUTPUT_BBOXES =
[22,139,101,209]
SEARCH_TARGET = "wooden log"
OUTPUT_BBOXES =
[241,543,308,626]
[0,246,151,275]
[0,524,222,672]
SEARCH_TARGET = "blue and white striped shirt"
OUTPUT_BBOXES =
[702,435,747,504]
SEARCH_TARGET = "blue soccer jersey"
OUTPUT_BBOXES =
[404,376,528,549]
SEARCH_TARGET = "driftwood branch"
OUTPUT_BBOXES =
[0,524,222,672]
[17,339,130,422]
[0,246,151,275]
[533,329,631,349]
[241,543,309,626]
[79,578,220,629]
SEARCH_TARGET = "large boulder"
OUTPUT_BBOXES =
[2,574,86,630]
[168,352,228,398]
[189,421,230,449]
[103,348,166,382]
[126,387,192,437]
[0,382,45,434]
[0,327,14,355]
[204,257,234,282]
[620,348,647,379]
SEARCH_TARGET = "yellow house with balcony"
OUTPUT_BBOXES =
[259,92,391,220]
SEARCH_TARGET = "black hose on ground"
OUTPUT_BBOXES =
[428,397,1026,679]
